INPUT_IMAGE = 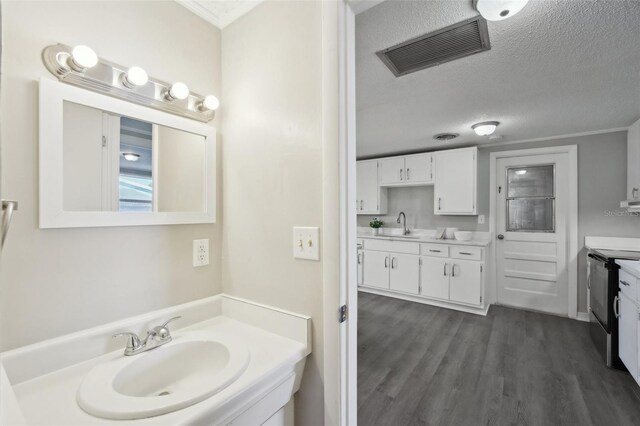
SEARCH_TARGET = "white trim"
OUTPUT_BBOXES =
[576,312,590,322]
[39,78,216,228]
[480,127,627,149]
[176,0,264,29]
[585,236,640,251]
[489,145,579,319]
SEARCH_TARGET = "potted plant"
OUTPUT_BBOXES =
[369,218,384,235]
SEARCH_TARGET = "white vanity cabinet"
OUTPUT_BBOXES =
[379,153,433,186]
[434,147,477,215]
[356,160,387,215]
[359,237,486,314]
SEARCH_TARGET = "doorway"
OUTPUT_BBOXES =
[490,146,578,317]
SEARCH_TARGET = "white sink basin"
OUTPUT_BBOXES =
[77,331,250,420]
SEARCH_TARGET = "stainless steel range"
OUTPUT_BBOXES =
[588,248,640,368]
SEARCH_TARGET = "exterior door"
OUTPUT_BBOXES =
[420,257,449,300]
[389,254,420,294]
[449,260,482,305]
[496,153,568,315]
[362,250,389,289]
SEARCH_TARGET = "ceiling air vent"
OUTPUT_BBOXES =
[433,133,459,141]
[376,16,491,77]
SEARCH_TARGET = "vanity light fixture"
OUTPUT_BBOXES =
[122,152,140,162]
[67,45,98,72]
[199,95,220,112]
[473,0,529,21]
[122,66,149,88]
[42,43,218,122]
[165,82,190,101]
[472,121,499,136]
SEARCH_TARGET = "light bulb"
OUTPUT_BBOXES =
[515,170,527,175]
[122,152,140,162]
[472,121,499,136]
[199,95,220,111]
[69,45,98,71]
[166,82,190,101]
[473,0,529,21]
[123,66,148,88]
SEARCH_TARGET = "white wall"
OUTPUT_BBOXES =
[0,1,223,351]
[357,131,640,312]
[221,2,326,424]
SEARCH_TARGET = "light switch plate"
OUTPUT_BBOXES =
[478,214,485,224]
[293,226,320,261]
[193,239,209,267]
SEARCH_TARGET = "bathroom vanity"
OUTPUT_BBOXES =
[1,295,311,425]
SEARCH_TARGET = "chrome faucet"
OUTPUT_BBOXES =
[396,211,409,235]
[113,316,181,356]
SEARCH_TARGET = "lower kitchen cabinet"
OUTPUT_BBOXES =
[362,250,390,289]
[389,254,420,294]
[619,291,638,380]
[449,259,482,306]
[420,257,449,300]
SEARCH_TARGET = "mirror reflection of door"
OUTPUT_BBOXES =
[62,101,206,213]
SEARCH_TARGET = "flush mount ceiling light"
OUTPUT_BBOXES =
[122,66,149,88]
[472,121,499,136]
[473,0,529,21]
[65,45,98,72]
[165,82,190,101]
[122,152,140,162]
[199,95,220,112]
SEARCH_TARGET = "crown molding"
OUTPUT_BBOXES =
[176,0,263,29]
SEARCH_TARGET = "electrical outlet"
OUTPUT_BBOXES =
[193,239,209,267]
[293,226,320,261]
[478,214,485,224]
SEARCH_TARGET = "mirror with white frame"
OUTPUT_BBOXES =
[40,78,216,228]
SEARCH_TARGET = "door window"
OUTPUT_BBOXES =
[506,165,555,232]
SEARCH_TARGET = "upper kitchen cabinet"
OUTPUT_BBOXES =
[379,153,433,186]
[356,160,387,215]
[434,147,477,215]
[622,118,640,209]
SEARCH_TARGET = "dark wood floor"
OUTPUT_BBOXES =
[358,292,640,426]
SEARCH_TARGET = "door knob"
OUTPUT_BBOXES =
[497,234,504,240]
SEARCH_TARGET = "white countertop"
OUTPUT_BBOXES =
[357,229,491,247]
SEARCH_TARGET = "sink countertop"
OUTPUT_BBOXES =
[2,295,310,425]
[357,232,492,247]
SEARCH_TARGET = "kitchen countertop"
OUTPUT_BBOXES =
[357,231,491,247]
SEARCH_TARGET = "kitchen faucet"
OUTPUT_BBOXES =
[397,211,409,235]
[112,316,181,356]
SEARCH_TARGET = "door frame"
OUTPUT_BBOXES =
[489,145,578,319]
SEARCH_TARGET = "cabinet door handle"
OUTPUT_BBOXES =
[438,197,442,211]
[459,252,473,256]
[407,168,410,180]
[384,256,388,268]
[399,169,403,181]
[621,280,631,286]
[451,264,456,277]
[443,263,447,276]
[360,200,363,210]
[357,253,361,264]
[391,257,397,269]
[429,249,441,253]
[634,188,639,199]
[614,295,620,318]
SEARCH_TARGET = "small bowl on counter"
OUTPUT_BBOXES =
[454,231,473,241]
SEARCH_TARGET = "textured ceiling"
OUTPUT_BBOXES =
[356,0,640,157]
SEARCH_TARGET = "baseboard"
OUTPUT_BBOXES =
[576,311,590,322]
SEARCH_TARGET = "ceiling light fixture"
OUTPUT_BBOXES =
[472,121,499,136]
[473,0,529,21]
[515,169,527,175]
[199,95,220,112]
[67,45,98,72]
[122,152,140,162]
[165,82,190,101]
[122,66,149,88]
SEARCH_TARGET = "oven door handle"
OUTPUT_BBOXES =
[614,295,620,319]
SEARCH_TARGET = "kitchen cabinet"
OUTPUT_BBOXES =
[434,147,477,215]
[356,160,386,215]
[389,254,420,294]
[420,257,449,300]
[357,249,363,286]
[619,291,638,380]
[379,154,433,186]
[626,118,640,203]
[449,259,482,305]
[362,250,390,289]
